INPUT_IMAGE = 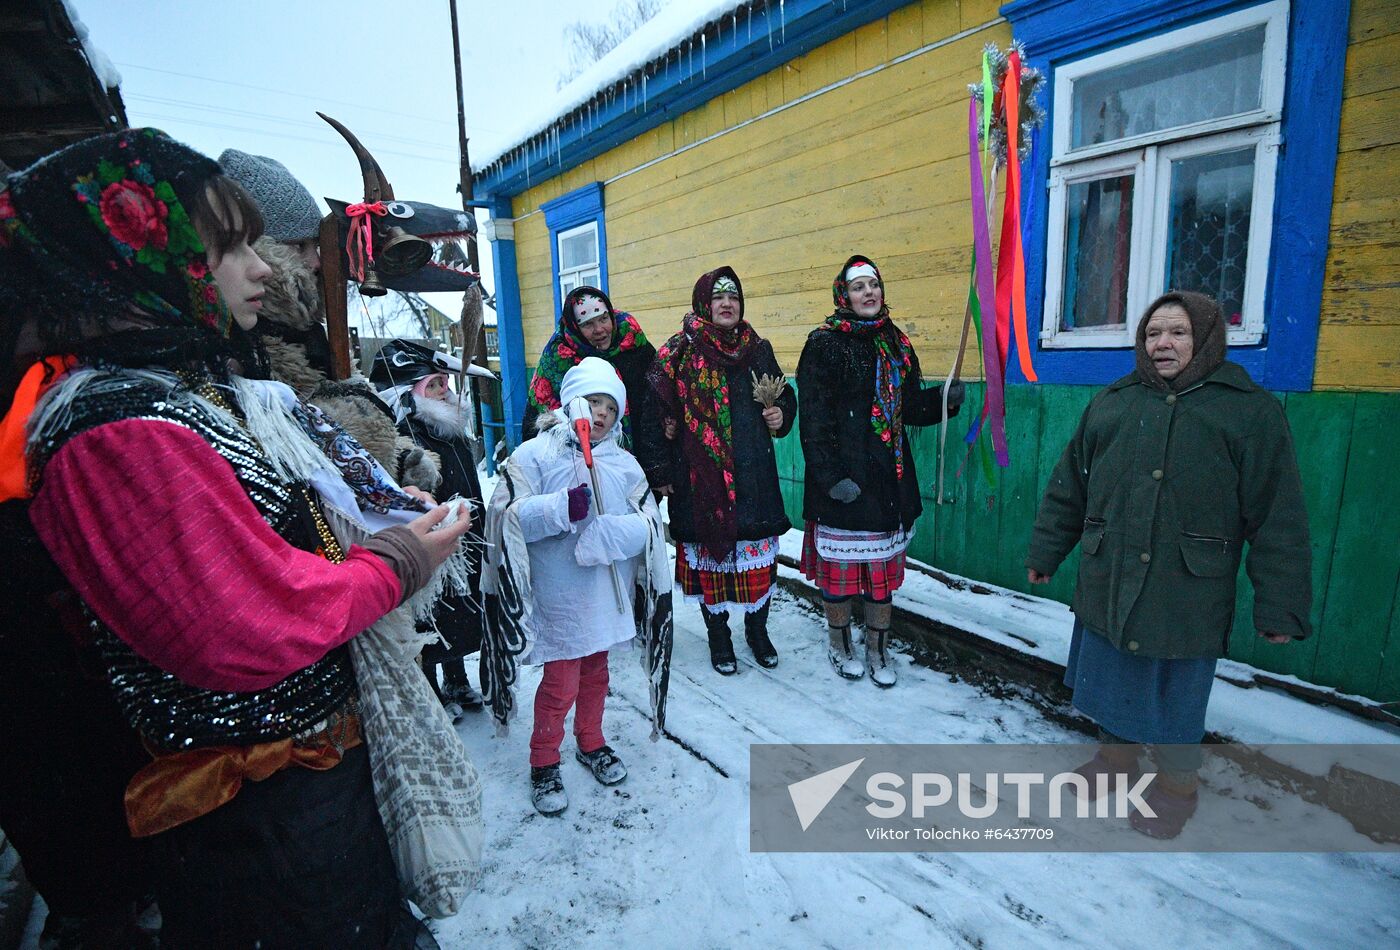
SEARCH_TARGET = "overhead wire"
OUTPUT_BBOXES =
[115,61,471,129]
[125,94,461,153]
[132,112,462,166]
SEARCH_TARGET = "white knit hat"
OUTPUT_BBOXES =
[559,356,626,423]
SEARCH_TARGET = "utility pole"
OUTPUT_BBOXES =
[449,0,481,276]
[449,0,498,453]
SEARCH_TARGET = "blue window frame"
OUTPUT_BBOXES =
[542,182,608,318]
[1003,0,1351,390]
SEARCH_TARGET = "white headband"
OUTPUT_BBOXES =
[572,294,609,324]
[845,262,878,283]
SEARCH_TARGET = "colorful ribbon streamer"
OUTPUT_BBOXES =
[967,97,1009,467]
[995,51,1037,383]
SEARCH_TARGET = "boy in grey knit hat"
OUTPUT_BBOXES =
[218,149,323,271]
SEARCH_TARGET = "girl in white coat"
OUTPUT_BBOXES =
[508,357,654,815]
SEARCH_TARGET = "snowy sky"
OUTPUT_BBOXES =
[68,0,674,329]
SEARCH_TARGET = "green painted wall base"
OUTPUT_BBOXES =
[772,381,1400,703]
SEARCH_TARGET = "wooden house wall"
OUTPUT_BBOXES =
[1314,0,1399,391]
[510,0,1008,373]
[500,0,1399,702]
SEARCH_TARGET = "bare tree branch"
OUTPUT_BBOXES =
[558,0,665,88]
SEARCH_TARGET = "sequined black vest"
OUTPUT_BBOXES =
[29,370,354,752]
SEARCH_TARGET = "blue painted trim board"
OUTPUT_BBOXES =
[473,0,917,199]
[1002,0,1350,391]
[487,196,529,447]
[541,181,609,319]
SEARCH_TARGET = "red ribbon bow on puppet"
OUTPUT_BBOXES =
[344,200,386,281]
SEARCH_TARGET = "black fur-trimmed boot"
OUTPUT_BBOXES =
[743,602,778,668]
[702,606,738,675]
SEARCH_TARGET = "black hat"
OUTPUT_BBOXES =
[369,338,459,388]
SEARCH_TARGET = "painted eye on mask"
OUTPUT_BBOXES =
[385,201,414,219]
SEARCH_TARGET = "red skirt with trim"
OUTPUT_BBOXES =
[675,555,776,608]
[799,521,906,600]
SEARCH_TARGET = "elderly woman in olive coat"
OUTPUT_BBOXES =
[1027,290,1311,839]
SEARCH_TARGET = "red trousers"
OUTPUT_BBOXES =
[529,650,609,768]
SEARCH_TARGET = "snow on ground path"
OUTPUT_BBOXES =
[431,584,1400,949]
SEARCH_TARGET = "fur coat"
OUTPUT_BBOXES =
[254,238,441,491]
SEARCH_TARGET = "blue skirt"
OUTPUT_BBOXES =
[1063,619,1217,744]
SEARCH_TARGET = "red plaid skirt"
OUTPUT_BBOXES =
[675,554,777,607]
[800,521,906,600]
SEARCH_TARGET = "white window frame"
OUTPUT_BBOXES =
[1042,0,1287,349]
[556,220,600,302]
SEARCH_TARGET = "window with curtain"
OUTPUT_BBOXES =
[1042,1,1286,348]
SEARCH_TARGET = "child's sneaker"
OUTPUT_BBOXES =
[575,744,628,786]
[530,765,568,816]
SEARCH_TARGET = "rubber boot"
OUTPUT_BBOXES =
[825,599,864,680]
[703,606,737,675]
[743,601,778,668]
[865,601,896,688]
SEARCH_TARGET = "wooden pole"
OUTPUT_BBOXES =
[319,213,352,380]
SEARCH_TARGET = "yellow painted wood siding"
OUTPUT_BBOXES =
[1315,0,1400,391]
[509,0,1394,391]
[510,0,1007,376]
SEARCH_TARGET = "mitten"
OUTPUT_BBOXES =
[567,483,592,522]
[828,478,861,504]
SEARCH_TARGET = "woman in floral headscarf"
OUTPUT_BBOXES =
[522,284,655,446]
[0,129,471,948]
[797,255,963,688]
[638,266,796,675]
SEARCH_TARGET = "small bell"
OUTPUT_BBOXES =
[359,266,387,297]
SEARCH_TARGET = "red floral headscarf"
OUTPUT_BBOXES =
[1,127,236,338]
[651,266,761,560]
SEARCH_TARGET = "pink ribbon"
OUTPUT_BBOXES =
[345,201,386,281]
[968,98,1008,466]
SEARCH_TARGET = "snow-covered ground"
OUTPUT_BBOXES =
[16,492,1400,948]
[425,581,1399,949]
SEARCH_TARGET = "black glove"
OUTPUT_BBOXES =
[945,380,966,408]
[828,478,861,504]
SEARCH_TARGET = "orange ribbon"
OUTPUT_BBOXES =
[124,717,361,838]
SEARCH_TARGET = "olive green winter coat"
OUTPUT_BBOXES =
[1026,361,1311,659]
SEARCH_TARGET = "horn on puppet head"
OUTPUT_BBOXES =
[318,111,393,201]
[318,112,431,283]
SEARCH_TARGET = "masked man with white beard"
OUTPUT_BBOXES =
[372,339,488,719]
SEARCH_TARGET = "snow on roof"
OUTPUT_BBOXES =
[60,0,122,90]
[473,0,751,172]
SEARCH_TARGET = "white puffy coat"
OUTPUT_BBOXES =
[508,416,653,664]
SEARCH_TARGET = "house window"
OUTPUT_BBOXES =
[1042,0,1287,349]
[542,182,608,318]
[557,221,601,300]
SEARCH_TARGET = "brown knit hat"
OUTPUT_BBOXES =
[1134,290,1227,392]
